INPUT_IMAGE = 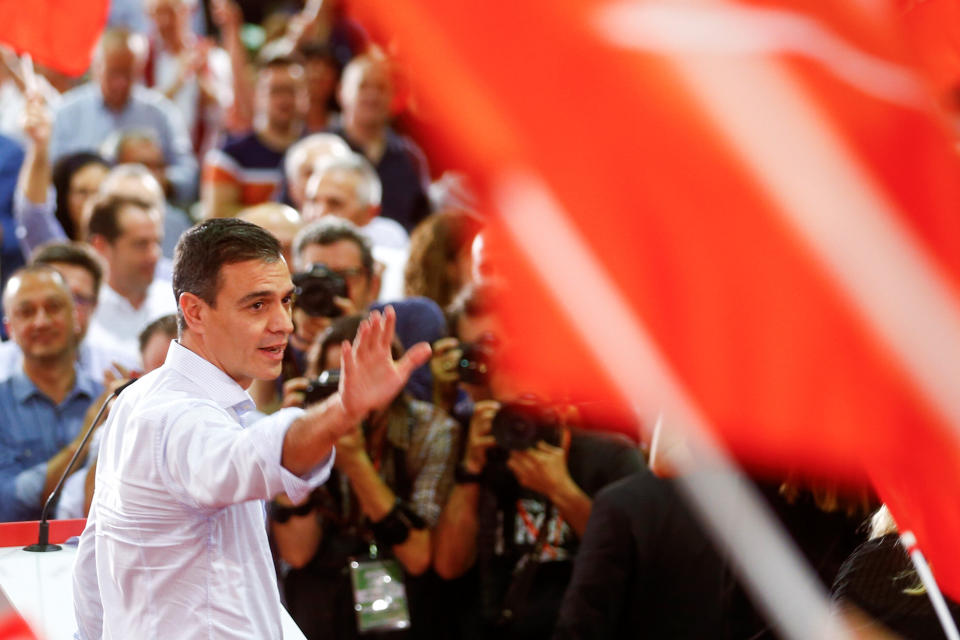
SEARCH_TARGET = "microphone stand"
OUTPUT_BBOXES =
[24,378,137,552]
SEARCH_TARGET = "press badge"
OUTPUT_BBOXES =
[349,558,411,633]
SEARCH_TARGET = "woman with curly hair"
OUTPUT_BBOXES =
[403,208,483,309]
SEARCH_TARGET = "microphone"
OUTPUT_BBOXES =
[24,377,138,552]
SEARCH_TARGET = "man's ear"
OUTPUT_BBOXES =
[178,292,206,335]
[361,204,381,226]
[88,234,109,257]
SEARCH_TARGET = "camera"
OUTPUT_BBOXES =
[457,332,497,386]
[292,264,348,317]
[303,369,340,406]
[491,402,562,450]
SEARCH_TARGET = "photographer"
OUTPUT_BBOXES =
[271,314,460,640]
[431,286,644,640]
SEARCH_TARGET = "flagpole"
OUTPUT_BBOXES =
[901,531,960,640]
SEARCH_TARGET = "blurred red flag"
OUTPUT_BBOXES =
[0,0,109,76]
[350,0,960,598]
[898,0,960,93]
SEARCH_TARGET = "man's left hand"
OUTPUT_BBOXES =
[507,441,573,499]
[337,307,431,424]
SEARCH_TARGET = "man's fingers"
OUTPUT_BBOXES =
[339,339,355,380]
[396,342,432,380]
[282,377,309,394]
[353,314,374,359]
[380,305,396,352]
[432,336,458,353]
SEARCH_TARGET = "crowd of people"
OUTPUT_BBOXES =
[0,1,953,639]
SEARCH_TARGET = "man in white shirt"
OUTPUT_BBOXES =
[73,217,430,639]
[85,193,176,363]
[303,152,409,300]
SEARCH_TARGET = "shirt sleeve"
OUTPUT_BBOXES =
[14,187,66,260]
[158,405,332,510]
[0,455,47,522]
[408,411,460,527]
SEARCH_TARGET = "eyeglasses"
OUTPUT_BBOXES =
[72,293,97,309]
[9,299,68,322]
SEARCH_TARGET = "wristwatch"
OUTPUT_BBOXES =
[454,463,483,484]
[370,498,426,547]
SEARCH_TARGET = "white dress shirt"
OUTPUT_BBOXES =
[73,340,333,639]
[87,279,178,366]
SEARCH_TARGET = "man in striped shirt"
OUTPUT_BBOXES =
[201,56,306,219]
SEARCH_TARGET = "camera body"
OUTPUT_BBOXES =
[303,369,340,406]
[491,402,562,450]
[457,332,497,386]
[292,264,348,318]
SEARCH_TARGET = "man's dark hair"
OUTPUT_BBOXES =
[173,218,283,332]
[139,313,178,353]
[293,218,374,275]
[31,241,104,296]
[86,194,154,243]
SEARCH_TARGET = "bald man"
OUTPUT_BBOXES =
[0,266,102,521]
[49,27,198,203]
[238,202,303,266]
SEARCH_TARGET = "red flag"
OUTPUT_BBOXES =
[0,0,109,76]
[349,0,960,599]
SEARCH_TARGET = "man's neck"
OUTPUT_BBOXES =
[161,31,188,54]
[23,353,76,405]
[342,115,386,162]
[257,121,301,152]
[110,279,149,310]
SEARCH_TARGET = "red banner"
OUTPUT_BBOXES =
[0,0,109,76]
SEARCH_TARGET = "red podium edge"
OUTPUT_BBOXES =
[0,520,86,548]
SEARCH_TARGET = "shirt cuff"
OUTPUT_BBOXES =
[248,407,335,505]
[15,461,48,515]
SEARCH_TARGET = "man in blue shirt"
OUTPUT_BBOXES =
[0,265,102,521]
[49,28,198,204]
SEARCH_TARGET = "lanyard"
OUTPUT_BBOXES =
[512,427,572,559]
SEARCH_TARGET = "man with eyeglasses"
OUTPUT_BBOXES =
[0,266,103,521]
[0,241,139,384]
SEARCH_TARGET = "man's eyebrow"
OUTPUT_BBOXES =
[237,287,296,305]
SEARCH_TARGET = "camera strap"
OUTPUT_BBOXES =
[497,501,556,626]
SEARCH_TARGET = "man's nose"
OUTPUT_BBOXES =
[271,302,295,335]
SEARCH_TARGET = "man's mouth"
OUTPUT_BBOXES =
[259,344,286,357]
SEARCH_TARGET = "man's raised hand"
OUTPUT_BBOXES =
[337,307,432,423]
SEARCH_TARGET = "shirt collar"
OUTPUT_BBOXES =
[94,83,134,115]
[163,340,255,413]
[11,365,100,405]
